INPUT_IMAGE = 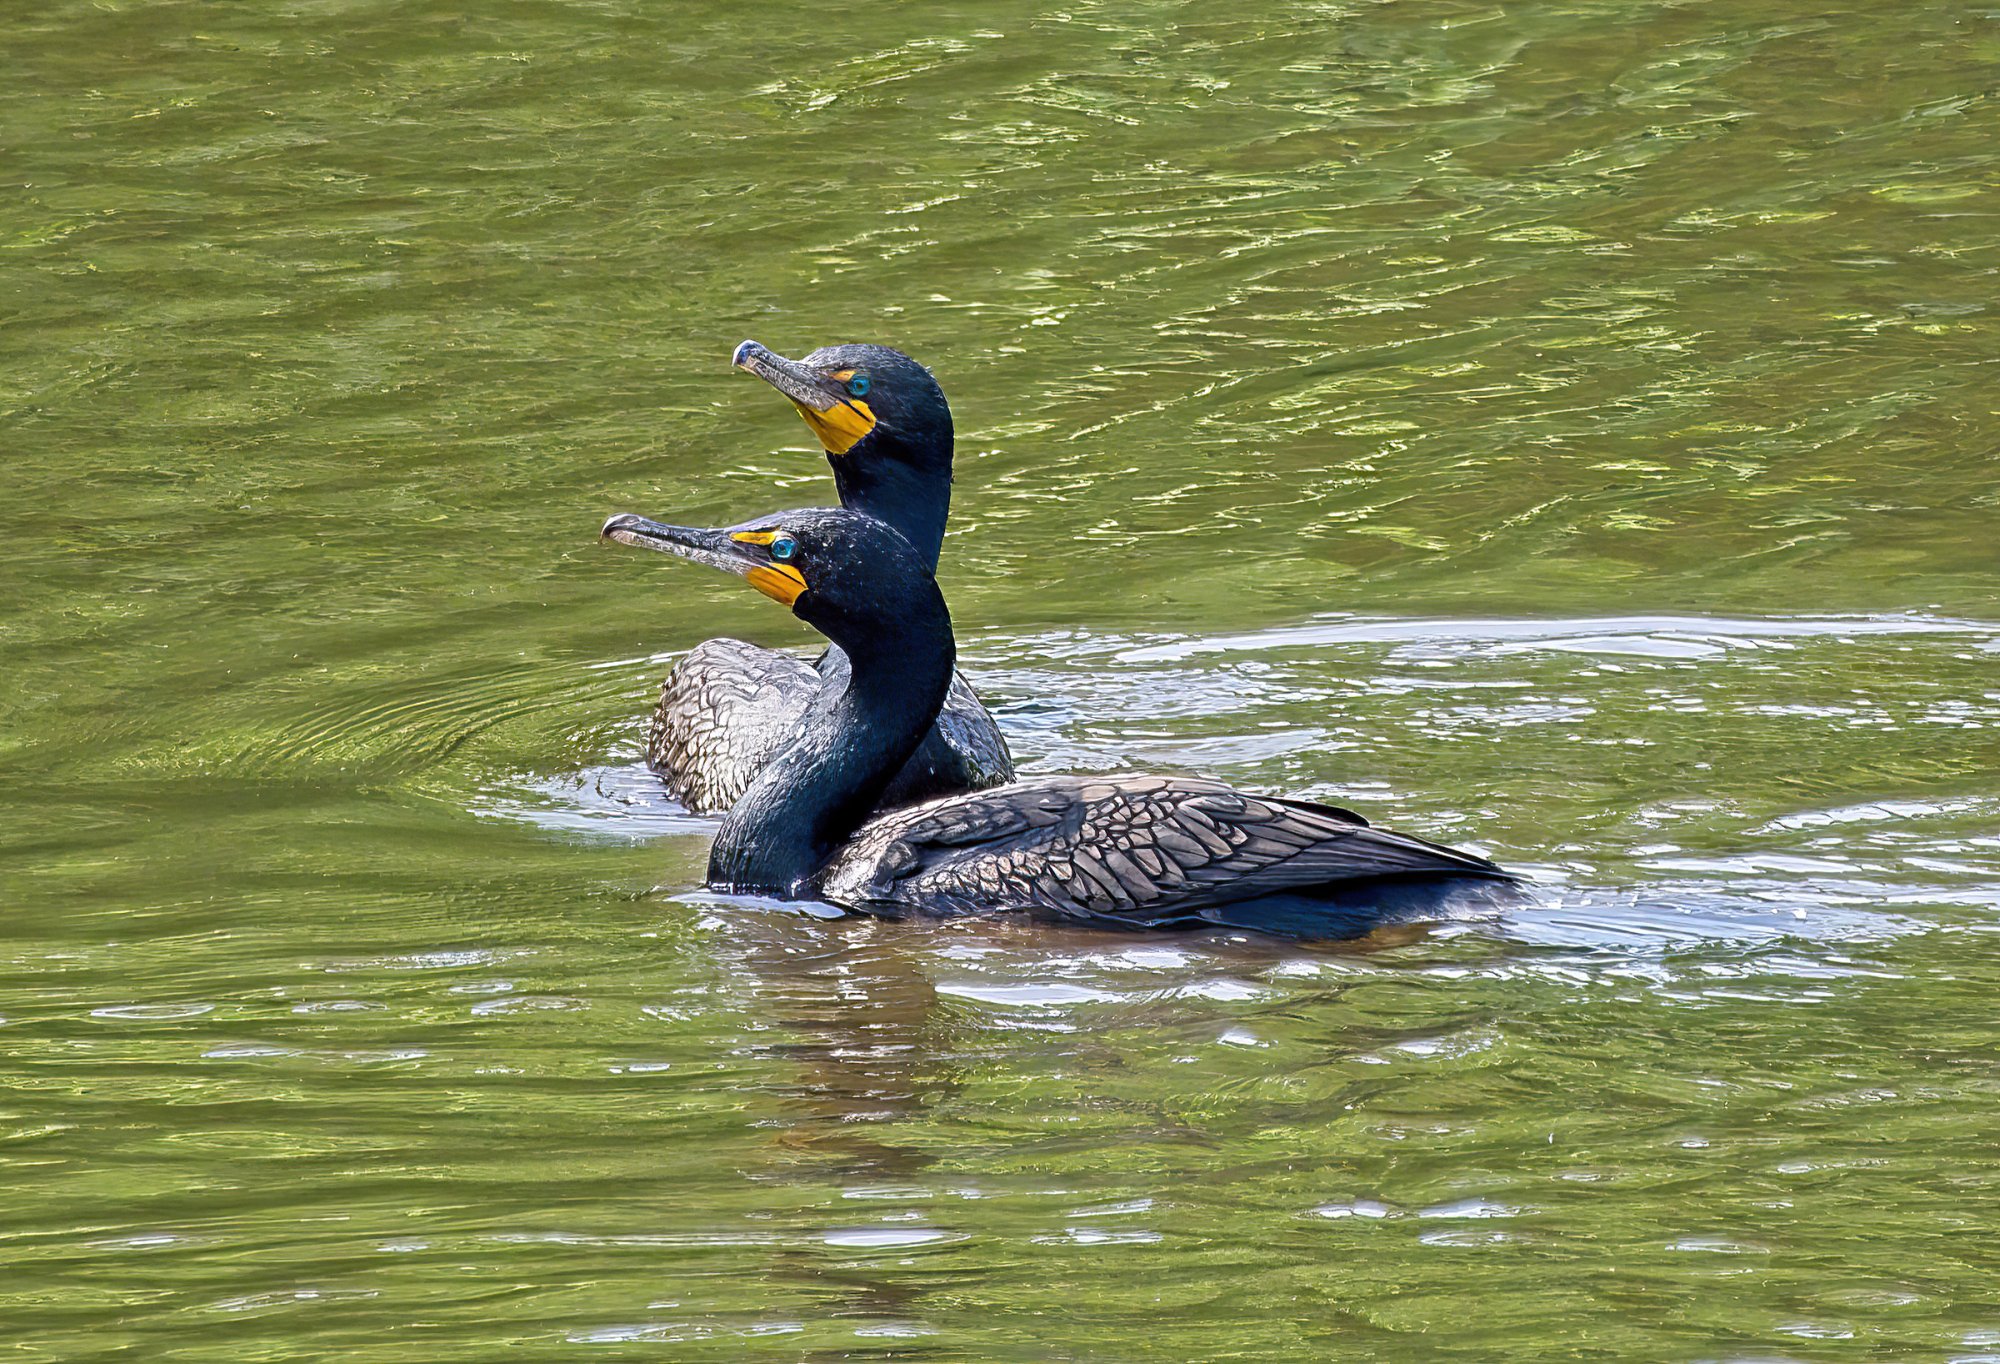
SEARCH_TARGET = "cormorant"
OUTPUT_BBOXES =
[644,341,1012,813]
[602,507,1524,940]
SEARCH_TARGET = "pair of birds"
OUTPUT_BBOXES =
[602,341,1521,938]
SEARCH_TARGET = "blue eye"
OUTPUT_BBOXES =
[845,374,870,398]
[770,534,797,561]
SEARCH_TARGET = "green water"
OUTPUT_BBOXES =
[5,0,1999,1357]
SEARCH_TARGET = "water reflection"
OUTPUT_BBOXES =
[641,893,1476,1350]
[680,912,975,1344]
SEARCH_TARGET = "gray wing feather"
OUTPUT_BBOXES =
[647,639,817,814]
[933,672,1014,786]
[818,775,1511,924]
[648,641,1015,815]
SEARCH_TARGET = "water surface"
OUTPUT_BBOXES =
[5,0,1999,1358]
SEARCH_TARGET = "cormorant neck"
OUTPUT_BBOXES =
[830,440,951,574]
[707,587,956,896]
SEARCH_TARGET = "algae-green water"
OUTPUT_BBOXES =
[5,1,1999,1358]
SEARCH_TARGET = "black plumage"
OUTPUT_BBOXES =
[602,506,1525,941]
[644,341,1013,813]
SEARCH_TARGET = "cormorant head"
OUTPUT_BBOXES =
[730,340,955,573]
[732,340,951,467]
[601,506,947,652]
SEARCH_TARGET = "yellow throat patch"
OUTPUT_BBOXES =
[745,565,807,605]
[793,372,876,454]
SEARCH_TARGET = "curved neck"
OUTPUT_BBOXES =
[830,442,951,574]
[707,588,956,895]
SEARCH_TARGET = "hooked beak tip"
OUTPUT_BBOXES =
[601,513,642,539]
[731,339,764,371]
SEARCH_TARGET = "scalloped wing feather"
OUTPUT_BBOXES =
[817,775,1513,926]
[647,642,1014,814]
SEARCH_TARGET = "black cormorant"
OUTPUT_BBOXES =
[645,341,1012,813]
[603,507,1523,940]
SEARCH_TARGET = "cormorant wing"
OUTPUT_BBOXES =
[929,670,1017,788]
[648,638,817,813]
[819,774,1515,927]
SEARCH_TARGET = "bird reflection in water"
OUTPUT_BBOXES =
[685,899,1451,1348]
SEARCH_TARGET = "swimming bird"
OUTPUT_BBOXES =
[645,341,1012,813]
[602,507,1523,939]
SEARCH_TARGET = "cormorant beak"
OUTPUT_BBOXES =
[600,513,807,607]
[731,339,877,455]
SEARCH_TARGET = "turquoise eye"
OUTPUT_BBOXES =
[846,374,870,398]
[770,534,797,561]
